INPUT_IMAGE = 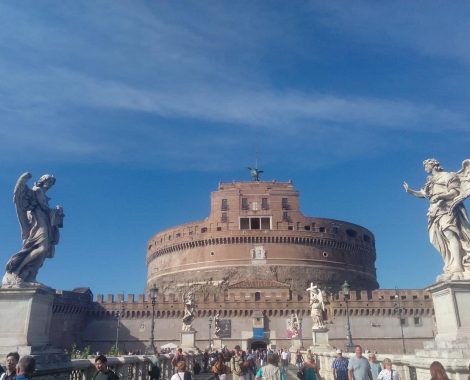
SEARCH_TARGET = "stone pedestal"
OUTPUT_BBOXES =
[212,338,222,350]
[427,280,470,341]
[290,337,303,351]
[311,328,331,351]
[0,287,70,377]
[181,330,197,352]
[414,280,470,360]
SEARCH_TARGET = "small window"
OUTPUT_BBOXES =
[283,211,289,221]
[262,198,269,210]
[255,292,261,301]
[346,229,357,238]
[201,227,207,233]
[216,227,222,231]
[175,233,181,238]
[221,199,228,211]
[304,225,311,231]
[412,295,418,300]
[424,295,429,300]
[241,198,249,210]
[400,318,406,326]
[319,227,325,233]
[240,218,250,230]
[282,198,289,209]
[261,218,271,229]
[414,317,420,325]
[251,218,260,229]
[221,212,228,223]
[288,226,294,230]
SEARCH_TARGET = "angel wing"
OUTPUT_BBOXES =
[318,289,325,311]
[13,172,35,240]
[450,159,470,211]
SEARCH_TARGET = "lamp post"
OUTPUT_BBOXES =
[208,316,213,352]
[115,300,125,354]
[342,281,354,352]
[149,284,158,354]
[394,288,406,354]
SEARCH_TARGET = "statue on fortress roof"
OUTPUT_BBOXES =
[404,159,470,281]
[2,172,65,288]
[247,164,263,182]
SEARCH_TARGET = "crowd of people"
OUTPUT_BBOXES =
[0,345,460,380]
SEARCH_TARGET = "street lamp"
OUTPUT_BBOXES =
[394,288,406,354]
[208,316,213,352]
[115,300,125,354]
[341,281,354,352]
[149,284,158,354]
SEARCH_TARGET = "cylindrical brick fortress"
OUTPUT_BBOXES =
[147,181,378,293]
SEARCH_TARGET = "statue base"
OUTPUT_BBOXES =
[212,338,223,351]
[0,287,71,378]
[181,330,198,352]
[290,338,303,351]
[426,280,470,341]
[311,328,331,351]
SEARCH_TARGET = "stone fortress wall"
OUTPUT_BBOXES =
[147,181,378,294]
[50,285,434,354]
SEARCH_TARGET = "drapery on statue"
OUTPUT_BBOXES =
[289,313,301,338]
[306,283,326,329]
[404,159,470,281]
[182,290,196,332]
[2,173,65,288]
[214,312,222,338]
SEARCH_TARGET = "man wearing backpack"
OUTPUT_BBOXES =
[148,351,161,380]
[93,355,119,380]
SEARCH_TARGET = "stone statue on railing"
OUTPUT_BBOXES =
[182,290,196,331]
[2,173,65,288]
[404,159,470,281]
[306,283,325,329]
[289,313,301,338]
[214,312,221,338]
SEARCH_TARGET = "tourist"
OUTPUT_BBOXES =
[0,352,20,380]
[245,353,258,380]
[93,355,119,380]
[230,345,247,380]
[172,348,184,372]
[348,345,372,380]
[147,350,161,380]
[368,353,381,380]
[377,358,399,380]
[255,354,285,380]
[171,361,192,380]
[332,349,348,380]
[15,356,35,380]
[295,349,304,369]
[212,354,229,380]
[429,361,449,380]
[301,356,319,380]
[281,349,289,371]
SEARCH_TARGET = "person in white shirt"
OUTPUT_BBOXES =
[170,361,192,380]
[377,358,399,380]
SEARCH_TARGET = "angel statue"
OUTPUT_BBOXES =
[214,312,222,338]
[2,173,65,288]
[182,290,196,332]
[404,159,470,281]
[306,283,326,329]
[289,313,301,338]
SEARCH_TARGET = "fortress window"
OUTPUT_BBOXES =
[221,212,228,223]
[282,211,289,222]
[201,227,208,233]
[288,226,293,230]
[414,316,420,325]
[304,225,311,231]
[400,318,406,326]
[262,198,269,210]
[319,227,325,233]
[221,198,228,211]
[240,217,271,230]
[346,229,357,238]
[242,198,249,210]
[255,292,261,301]
[282,197,289,209]
[175,233,181,238]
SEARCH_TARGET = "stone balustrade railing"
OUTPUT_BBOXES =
[35,354,209,380]
[313,351,469,380]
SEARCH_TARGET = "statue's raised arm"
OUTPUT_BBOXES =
[404,159,470,281]
[2,173,65,288]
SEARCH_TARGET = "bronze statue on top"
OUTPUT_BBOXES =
[2,172,65,288]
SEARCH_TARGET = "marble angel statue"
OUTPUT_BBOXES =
[404,159,470,280]
[306,283,326,329]
[182,290,196,331]
[2,173,64,288]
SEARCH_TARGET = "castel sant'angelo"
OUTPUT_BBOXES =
[49,171,434,354]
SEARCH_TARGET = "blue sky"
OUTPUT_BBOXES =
[0,1,469,297]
